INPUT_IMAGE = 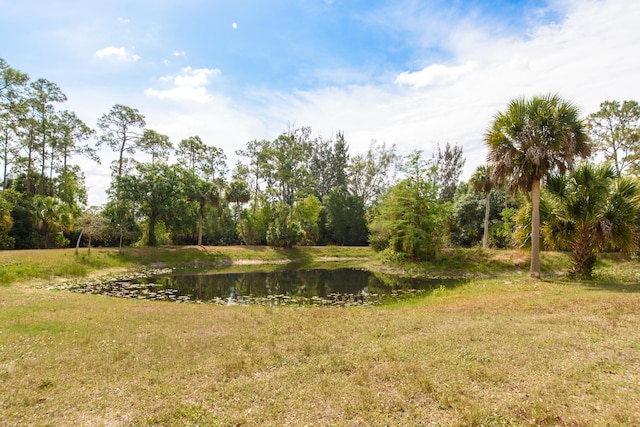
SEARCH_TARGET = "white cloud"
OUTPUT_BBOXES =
[145,66,221,104]
[144,86,212,103]
[395,62,477,88]
[175,67,219,86]
[95,46,139,62]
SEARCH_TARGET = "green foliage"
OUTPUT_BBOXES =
[322,188,368,245]
[542,163,640,277]
[486,93,591,194]
[134,220,172,247]
[56,165,87,217]
[96,104,145,178]
[238,202,271,245]
[449,186,485,247]
[490,207,517,248]
[139,128,172,165]
[431,142,465,203]
[450,183,519,248]
[226,180,250,217]
[204,205,239,245]
[513,198,553,250]
[31,195,73,248]
[118,163,188,246]
[293,195,322,245]
[0,190,15,249]
[587,100,640,177]
[308,131,350,199]
[266,202,303,248]
[369,151,449,261]
[268,127,314,207]
[486,93,590,277]
[348,140,399,207]
[5,191,39,249]
[74,207,108,254]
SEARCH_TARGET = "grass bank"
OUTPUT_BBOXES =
[1,245,569,286]
[1,246,639,425]
[0,245,375,286]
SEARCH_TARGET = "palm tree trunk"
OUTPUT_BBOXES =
[483,192,490,249]
[530,178,541,278]
[197,204,204,246]
[571,224,596,278]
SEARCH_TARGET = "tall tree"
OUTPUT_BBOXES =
[182,170,220,245]
[486,93,590,278]
[56,164,87,216]
[469,165,494,248]
[1,59,29,189]
[96,104,146,178]
[119,162,185,246]
[139,129,172,165]
[293,195,322,245]
[0,58,29,114]
[1,108,23,190]
[51,110,97,175]
[309,131,349,199]
[322,187,368,246]
[235,139,270,212]
[543,163,640,277]
[28,78,67,195]
[348,140,399,207]
[226,179,251,241]
[369,151,448,260]
[431,142,465,203]
[587,100,640,177]
[176,135,207,173]
[267,126,313,207]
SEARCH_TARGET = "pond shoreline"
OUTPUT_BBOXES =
[3,245,574,288]
[45,262,449,307]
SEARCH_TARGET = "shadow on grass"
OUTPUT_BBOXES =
[269,247,315,264]
[549,270,640,293]
[578,279,640,293]
[576,258,640,293]
[372,270,471,292]
[116,246,233,266]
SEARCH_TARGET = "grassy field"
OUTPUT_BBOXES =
[1,246,639,426]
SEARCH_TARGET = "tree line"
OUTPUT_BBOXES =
[2,58,640,277]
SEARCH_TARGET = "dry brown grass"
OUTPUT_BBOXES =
[2,261,640,426]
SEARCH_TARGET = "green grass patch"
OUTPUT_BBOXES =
[0,248,133,285]
[368,247,572,279]
[1,251,639,425]
[0,245,375,286]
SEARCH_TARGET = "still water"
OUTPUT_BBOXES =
[67,267,461,306]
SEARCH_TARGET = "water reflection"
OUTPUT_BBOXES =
[63,267,462,306]
[138,268,457,306]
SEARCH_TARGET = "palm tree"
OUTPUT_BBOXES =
[32,195,73,248]
[542,163,640,277]
[485,94,590,278]
[469,164,494,249]
[226,180,251,242]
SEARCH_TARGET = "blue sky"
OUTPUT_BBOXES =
[1,0,639,206]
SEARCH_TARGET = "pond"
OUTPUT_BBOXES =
[65,267,462,307]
